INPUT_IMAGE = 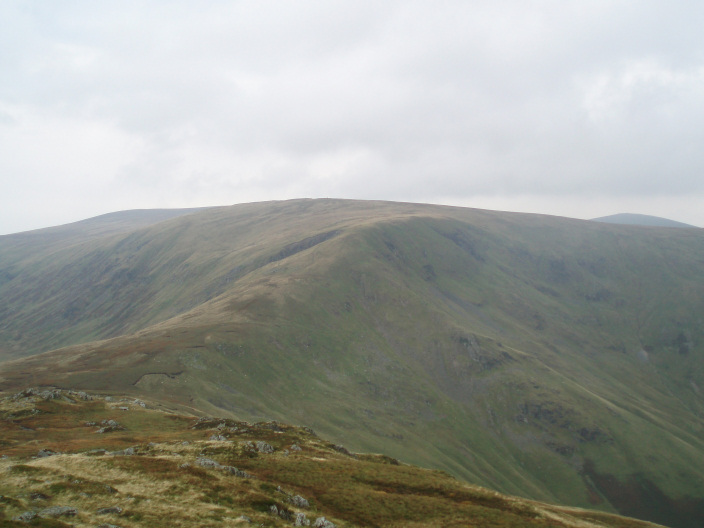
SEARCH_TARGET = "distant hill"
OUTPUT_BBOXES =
[2,199,704,527]
[592,213,697,228]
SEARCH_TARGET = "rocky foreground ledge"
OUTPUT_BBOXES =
[0,388,664,528]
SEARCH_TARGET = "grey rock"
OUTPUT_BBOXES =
[237,515,252,523]
[38,389,62,400]
[98,524,123,528]
[256,441,274,453]
[209,434,227,441]
[290,444,302,451]
[223,465,253,478]
[134,399,146,407]
[38,506,78,518]
[30,493,49,501]
[118,406,129,411]
[332,445,354,457]
[13,511,37,522]
[112,447,135,456]
[75,391,91,400]
[196,457,221,469]
[36,449,58,458]
[294,512,311,526]
[97,506,123,515]
[96,419,125,434]
[179,462,191,469]
[289,495,310,509]
[269,504,279,515]
[105,396,113,402]
[262,421,284,432]
[313,517,336,528]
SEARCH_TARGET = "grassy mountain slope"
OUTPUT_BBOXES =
[1,199,704,527]
[0,207,203,358]
[0,388,665,528]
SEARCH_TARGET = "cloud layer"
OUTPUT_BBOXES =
[2,1,704,233]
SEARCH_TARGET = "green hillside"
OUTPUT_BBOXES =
[1,199,703,527]
[0,388,664,528]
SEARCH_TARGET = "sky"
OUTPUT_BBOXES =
[1,1,704,235]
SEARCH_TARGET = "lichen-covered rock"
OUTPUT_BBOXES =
[313,517,336,528]
[223,465,253,478]
[196,457,221,469]
[289,495,310,509]
[13,511,37,522]
[38,389,62,400]
[256,441,274,453]
[38,506,78,518]
[294,512,311,526]
[97,419,124,434]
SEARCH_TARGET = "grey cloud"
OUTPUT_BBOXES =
[1,1,704,234]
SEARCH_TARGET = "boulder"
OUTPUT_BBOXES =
[256,441,274,453]
[289,495,310,509]
[13,511,37,522]
[223,465,253,478]
[294,512,311,526]
[196,457,221,469]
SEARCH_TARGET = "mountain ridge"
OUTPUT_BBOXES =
[1,199,703,527]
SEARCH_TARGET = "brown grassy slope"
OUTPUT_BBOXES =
[0,389,664,528]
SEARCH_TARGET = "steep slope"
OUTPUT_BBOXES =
[0,388,664,528]
[0,207,203,358]
[1,199,704,527]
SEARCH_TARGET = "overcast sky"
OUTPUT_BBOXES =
[2,1,704,234]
